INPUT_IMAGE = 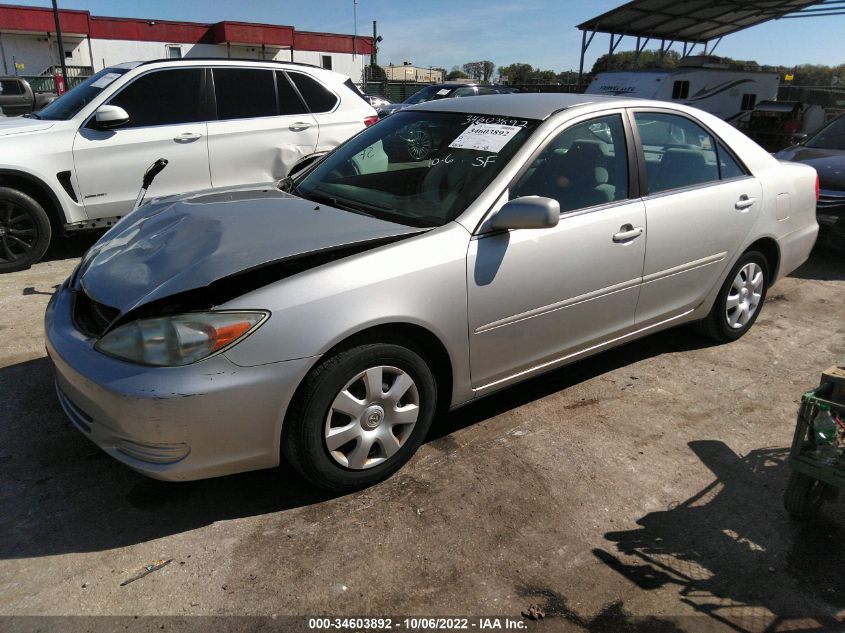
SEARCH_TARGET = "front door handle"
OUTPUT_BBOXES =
[174,132,202,142]
[289,122,312,131]
[613,224,644,243]
[735,195,757,210]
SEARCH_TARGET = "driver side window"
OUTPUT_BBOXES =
[511,114,629,213]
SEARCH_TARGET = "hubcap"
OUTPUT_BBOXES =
[403,128,432,161]
[726,262,764,329]
[324,365,420,470]
[0,200,38,264]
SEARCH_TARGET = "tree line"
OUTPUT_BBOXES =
[591,50,845,86]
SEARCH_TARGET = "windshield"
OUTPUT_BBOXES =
[404,85,452,105]
[805,115,845,150]
[295,110,539,227]
[35,67,129,121]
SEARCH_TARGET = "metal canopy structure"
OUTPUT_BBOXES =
[575,0,845,88]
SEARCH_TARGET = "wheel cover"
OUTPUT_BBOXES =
[725,262,764,330]
[403,129,432,161]
[324,365,420,470]
[0,200,39,264]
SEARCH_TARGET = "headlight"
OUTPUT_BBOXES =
[95,311,268,366]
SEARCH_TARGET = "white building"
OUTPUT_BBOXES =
[0,3,373,85]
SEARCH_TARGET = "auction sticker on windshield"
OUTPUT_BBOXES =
[448,123,522,153]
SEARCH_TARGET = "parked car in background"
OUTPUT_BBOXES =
[776,112,845,250]
[377,82,517,117]
[364,94,391,108]
[0,59,377,272]
[0,76,57,116]
[46,94,818,491]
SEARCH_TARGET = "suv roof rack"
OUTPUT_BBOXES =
[136,58,323,70]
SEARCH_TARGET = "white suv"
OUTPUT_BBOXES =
[0,59,378,272]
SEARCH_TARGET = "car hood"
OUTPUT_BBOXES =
[0,116,55,136]
[776,145,845,190]
[77,188,420,315]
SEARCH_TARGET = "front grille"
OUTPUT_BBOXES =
[73,291,119,338]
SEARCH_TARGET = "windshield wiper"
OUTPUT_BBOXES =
[24,112,41,119]
[302,190,376,218]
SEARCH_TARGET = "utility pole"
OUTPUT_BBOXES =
[353,0,358,58]
[372,20,379,67]
[51,0,69,93]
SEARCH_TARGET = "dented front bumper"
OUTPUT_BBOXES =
[44,282,315,481]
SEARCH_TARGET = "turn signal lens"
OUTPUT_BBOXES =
[95,311,268,366]
[364,115,379,127]
[815,173,820,201]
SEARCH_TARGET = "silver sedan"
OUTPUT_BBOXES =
[45,94,819,490]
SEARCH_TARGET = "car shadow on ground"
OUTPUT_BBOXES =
[590,440,845,632]
[41,230,102,264]
[0,326,714,561]
[791,244,845,282]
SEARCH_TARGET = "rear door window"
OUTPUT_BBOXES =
[633,112,720,194]
[275,71,309,115]
[107,69,204,127]
[213,68,277,120]
[288,72,338,113]
[0,79,24,95]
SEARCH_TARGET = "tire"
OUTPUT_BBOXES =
[282,341,438,492]
[695,250,769,342]
[784,471,825,519]
[0,187,52,273]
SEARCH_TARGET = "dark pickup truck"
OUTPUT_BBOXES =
[0,77,57,116]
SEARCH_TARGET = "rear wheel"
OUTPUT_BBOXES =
[282,342,437,492]
[0,187,52,273]
[695,250,768,342]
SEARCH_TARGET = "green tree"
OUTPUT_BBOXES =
[590,49,681,73]
[447,69,468,80]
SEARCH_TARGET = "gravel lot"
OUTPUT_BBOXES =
[1,236,843,632]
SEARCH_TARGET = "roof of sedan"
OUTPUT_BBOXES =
[407,92,625,120]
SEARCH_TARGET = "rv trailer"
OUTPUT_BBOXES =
[586,56,779,123]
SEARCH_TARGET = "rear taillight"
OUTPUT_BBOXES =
[815,173,820,201]
[364,115,379,127]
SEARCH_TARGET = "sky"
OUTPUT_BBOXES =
[17,0,845,73]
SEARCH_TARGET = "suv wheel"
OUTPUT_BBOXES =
[283,341,437,492]
[0,187,52,273]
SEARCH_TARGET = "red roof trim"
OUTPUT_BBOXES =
[294,31,373,54]
[0,3,367,51]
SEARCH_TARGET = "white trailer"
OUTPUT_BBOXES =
[586,56,779,122]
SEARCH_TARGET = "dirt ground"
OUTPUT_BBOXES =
[1,235,844,632]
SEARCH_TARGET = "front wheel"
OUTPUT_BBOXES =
[695,250,769,342]
[0,187,52,273]
[282,342,437,492]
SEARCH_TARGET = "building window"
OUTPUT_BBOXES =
[741,93,757,111]
[167,45,182,59]
[671,80,689,100]
[321,55,333,70]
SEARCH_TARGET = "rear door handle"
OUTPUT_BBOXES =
[735,195,757,210]
[613,225,644,242]
[289,122,312,131]
[174,132,202,142]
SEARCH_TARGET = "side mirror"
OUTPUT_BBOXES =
[94,105,129,130]
[491,196,560,231]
